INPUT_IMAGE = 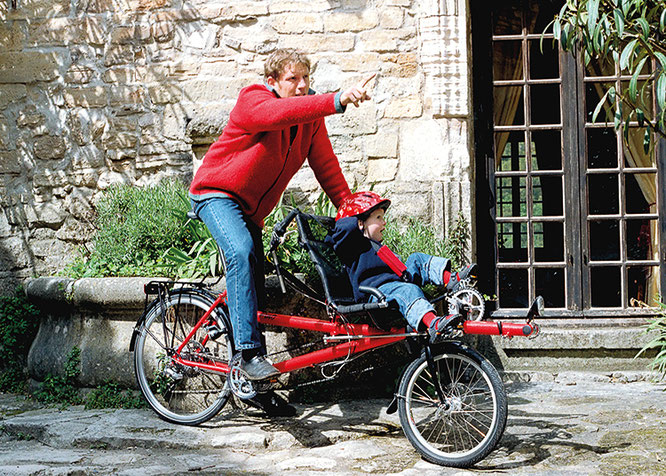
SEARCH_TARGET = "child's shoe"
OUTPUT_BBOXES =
[446,263,478,292]
[428,314,462,344]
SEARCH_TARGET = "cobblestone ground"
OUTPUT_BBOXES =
[1,374,665,475]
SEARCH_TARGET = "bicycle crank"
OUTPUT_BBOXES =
[228,354,257,400]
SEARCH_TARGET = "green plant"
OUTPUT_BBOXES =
[636,302,666,379]
[549,0,666,151]
[85,381,146,409]
[34,347,83,406]
[161,189,224,279]
[0,293,40,393]
[62,180,192,278]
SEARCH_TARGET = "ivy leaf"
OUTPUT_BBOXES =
[588,0,600,37]
[613,8,625,36]
[629,57,648,102]
[644,124,651,155]
[656,73,666,111]
[636,107,644,127]
[592,88,610,123]
[619,38,638,70]
[654,51,666,70]
[661,7,666,33]
[636,17,650,40]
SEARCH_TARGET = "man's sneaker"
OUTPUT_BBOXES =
[240,355,280,381]
[247,390,297,417]
[446,263,478,292]
[428,314,462,344]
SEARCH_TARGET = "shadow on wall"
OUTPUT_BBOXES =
[0,190,37,297]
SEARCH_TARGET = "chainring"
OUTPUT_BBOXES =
[451,287,486,321]
[228,354,257,400]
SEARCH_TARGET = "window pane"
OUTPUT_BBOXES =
[497,130,527,171]
[497,176,527,217]
[628,266,659,307]
[493,41,523,80]
[535,268,565,308]
[585,82,614,124]
[585,56,616,77]
[498,222,528,262]
[530,0,558,35]
[530,84,560,125]
[587,128,618,168]
[494,86,524,125]
[589,220,620,261]
[532,176,562,216]
[627,219,657,260]
[625,129,657,167]
[588,174,619,214]
[529,39,559,80]
[493,4,522,35]
[591,267,621,307]
[534,221,564,261]
[498,268,529,308]
[530,130,562,170]
[625,173,656,214]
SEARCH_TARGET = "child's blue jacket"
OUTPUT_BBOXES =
[327,217,400,302]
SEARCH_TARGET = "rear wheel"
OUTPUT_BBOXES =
[133,290,234,425]
[398,346,507,467]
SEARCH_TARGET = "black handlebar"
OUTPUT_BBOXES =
[270,208,300,251]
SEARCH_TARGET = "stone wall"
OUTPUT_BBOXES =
[0,0,474,293]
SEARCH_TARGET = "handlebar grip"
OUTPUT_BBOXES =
[275,208,299,237]
[358,286,386,302]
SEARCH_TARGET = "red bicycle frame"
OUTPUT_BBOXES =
[170,291,539,377]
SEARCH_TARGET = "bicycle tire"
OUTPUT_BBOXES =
[397,345,507,468]
[133,289,233,425]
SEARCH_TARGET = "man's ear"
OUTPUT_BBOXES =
[266,76,278,88]
[357,219,364,231]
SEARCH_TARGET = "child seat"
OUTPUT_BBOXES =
[294,212,402,327]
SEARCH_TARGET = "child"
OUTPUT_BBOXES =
[329,191,476,343]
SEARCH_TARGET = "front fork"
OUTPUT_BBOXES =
[424,343,447,404]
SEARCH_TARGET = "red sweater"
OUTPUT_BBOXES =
[189,84,351,226]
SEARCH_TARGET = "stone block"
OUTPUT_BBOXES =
[0,22,26,50]
[326,52,381,72]
[384,95,422,118]
[33,169,69,188]
[0,52,61,83]
[63,87,107,108]
[71,146,105,169]
[327,104,377,136]
[81,16,107,46]
[127,0,170,11]
[397,119,447,182]
[268,1,333,13]
[25,202,67,229]
[0,84,27,109]
[55,217,96,243]
[384,53,419,77]
[110,23,152,44]
[324,11,379,32]
[152,21,174,43]
[357,30,399,52]
[365,131,398,157]
[17,105,45,128]
[0,236,31,269]
[380,8,405,28]
[108,86,145,106]
[367,157,398,181]
[33,135,66,160]
[65,66,96,85]
[104,44,143,67]
[271,13,324,34]
[0,151,21,174]
[102,132,138,149]
[102,67,137,84]
[175,22,218,50]
[280,34,355,53]
[147,84,182,104]
[6,0,69,19]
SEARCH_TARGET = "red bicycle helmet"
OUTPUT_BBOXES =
[335,191,390,221]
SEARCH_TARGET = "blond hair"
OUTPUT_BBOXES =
[264,48,311,80]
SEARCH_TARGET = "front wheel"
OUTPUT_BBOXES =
[397,345,507,468]
[133,289,234,425]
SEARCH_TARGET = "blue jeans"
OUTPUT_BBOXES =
[192,197,265,351]
[376,252,450,330]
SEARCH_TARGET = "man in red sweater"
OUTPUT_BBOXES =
[189,49,374,413]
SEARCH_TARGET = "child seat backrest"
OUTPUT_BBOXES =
[295,213,356,305]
